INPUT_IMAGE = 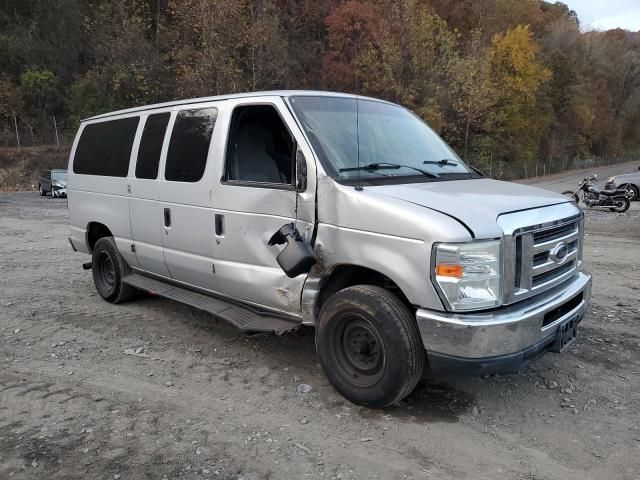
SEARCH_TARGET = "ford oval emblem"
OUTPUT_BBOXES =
[550,241,569,264]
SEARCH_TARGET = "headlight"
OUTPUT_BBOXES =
[432,240,502,311]
[607,177,616,183]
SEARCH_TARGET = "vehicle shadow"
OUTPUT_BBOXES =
[132,295,480,423]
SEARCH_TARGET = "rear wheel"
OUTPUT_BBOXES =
[91,237,135,303]
[624,184,638,201]
[316,285,424,408]
[39,184,46,196]
[609,196,630,213]
[562,191,579,204]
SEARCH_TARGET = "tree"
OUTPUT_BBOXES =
[322,1,394,94]
[487,25,552,174]
[450,30,498,162]
[19,70,61,121]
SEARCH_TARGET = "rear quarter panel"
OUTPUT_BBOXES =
[67,120,134,262]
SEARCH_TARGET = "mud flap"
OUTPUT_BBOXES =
[268,223,316,278]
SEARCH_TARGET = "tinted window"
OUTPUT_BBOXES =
[73,117,139,177]
[136,113,170,179]
[225,105,295,185]
[165,108,217,182]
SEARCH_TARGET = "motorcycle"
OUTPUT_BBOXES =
[562,174,630,213]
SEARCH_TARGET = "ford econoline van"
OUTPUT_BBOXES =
[67,91,591,407]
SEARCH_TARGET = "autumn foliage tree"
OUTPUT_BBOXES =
[1,0,639,177]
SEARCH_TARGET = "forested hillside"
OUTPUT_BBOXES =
[1,0,639,177]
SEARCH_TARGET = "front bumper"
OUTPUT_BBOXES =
[52,187,67,197]
[416,271,592,375]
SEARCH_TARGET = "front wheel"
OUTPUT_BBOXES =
[91,237,136,303]
[316,285,424,408]
[562,191,579,204]
[609,196,630,213]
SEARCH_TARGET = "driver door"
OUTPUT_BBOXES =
[210,97,316,314]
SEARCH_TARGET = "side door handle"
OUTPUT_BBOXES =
[164,208,171,228]
[214,214,224,236]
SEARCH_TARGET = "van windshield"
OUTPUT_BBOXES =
[289,96,474,183]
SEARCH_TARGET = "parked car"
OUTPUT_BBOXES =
[605,166,640,200]
[67,91,592,407]
[39,169,68,198]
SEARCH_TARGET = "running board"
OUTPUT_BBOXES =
[122,273,300,334]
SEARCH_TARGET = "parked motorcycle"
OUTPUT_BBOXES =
[562,174,630,213]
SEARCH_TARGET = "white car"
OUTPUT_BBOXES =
[66,91,592,407]
[605,166,640,200]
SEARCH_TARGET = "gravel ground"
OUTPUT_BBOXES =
[1,168,639,479]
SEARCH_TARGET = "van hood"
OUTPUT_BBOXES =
[368,178,570,238]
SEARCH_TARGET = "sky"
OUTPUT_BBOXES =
[562,0,640,31]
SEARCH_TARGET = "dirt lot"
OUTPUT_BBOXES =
[1,167,639,479]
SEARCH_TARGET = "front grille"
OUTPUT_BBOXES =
[498,205,584,305]
[533,222,576,243]
[513,218,581,298]
[532,261,575,288]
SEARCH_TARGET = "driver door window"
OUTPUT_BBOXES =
[224,105,295,187]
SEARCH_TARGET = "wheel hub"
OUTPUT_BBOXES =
[332,316,385,388]
[96,251,116,294]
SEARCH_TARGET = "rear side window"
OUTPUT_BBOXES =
[73,117,139,177]
[165,108,217,182]
[136,113,171,179]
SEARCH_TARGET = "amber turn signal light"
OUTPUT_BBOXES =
[435,264,464,278]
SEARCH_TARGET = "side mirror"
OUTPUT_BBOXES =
[295,147,307,192]
[268,223,316,278]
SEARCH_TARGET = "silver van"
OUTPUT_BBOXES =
[67,91,592,407]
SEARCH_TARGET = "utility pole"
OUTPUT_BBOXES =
[53,115,60,148]
[489,152,493,178]
[13,114,20,150]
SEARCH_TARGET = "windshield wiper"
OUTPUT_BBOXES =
[423,158,483,177]
[339,162,439,178]
[423,159,459,167]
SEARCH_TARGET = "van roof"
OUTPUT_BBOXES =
[84,90,392,122]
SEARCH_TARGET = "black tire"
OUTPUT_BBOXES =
[38,184,46,196]
[316,285,424,408]
[625,184,638,201]
[609,196,630,213]
[562,191,579,204]
[91,237,135,304]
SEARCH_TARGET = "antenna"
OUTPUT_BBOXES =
[355,95,363,191]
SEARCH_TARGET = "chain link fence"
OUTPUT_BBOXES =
[0,115,73,149]
[468,154,638,180]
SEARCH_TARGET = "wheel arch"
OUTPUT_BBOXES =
[86,222,113,253]
[303,264,414,325]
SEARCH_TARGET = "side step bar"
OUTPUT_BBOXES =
[122,273,300,334]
